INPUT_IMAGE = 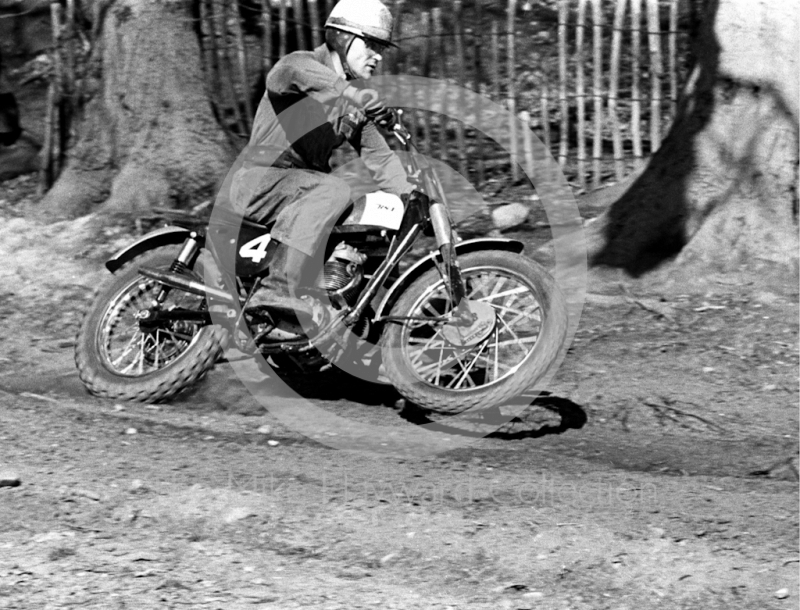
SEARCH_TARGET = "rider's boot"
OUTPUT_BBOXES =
[246,243,330,330]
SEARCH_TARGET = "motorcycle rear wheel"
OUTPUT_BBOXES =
[75,246,228,403]
[380,250,568,414]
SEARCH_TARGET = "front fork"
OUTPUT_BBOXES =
[391,115,471,322]
[428,201,467,309]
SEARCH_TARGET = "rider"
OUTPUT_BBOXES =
[228,0,420,327]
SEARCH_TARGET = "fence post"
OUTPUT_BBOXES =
[472,0,485,186]
[668,0,678,116]
[213,0,247,136]
[259,0,273,73]
[390,0,405,74]
[278,0,288,58]
[38,82,55,194]
[591,0,603,188]
[204,0,229,123]
[575,0,587,189]
[231,5,254,129]
[646,0,662,152]
[630,0,643,166]
[308,0,322,49]
[40,2,64,193]
[61,0,75,168]
[490,20,500,100]
[222,1,249,134]
[608,0,626,181]
[405,5,418,141]
[557,0,568,168]
[507,0,519,183]
[540,88,551,153]
[454,0,467,176]
[293,0,307,50]
[432,7,448,164]
[520,110,535,179]
[420,10,432,157]
[199,0,219,104]
[50,2,63,176]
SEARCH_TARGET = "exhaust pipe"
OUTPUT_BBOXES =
[138,267,235,303]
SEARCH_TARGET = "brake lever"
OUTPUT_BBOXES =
[392,109,411,145]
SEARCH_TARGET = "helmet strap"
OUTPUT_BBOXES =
[326,27,358,80]
[342,33,357,79]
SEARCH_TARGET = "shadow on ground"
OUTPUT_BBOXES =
[396,391,588,439]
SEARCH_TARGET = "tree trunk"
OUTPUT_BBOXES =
[586,0,799,286]
[36,0,232,219]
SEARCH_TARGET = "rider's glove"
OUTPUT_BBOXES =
[342,85,396,130]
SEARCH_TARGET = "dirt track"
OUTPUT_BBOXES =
[0,180,798,609]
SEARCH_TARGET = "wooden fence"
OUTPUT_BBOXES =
[42,0,691,194]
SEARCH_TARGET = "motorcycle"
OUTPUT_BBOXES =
[74,111,568,415]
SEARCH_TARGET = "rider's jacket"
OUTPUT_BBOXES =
[244,43,412,197]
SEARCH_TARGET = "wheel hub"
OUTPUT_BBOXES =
[440,300,496,347]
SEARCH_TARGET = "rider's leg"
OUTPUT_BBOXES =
[265,170,353,260]
[242,169,352,325]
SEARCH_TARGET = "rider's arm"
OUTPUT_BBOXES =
[350,122,414,197]
[267,53,350,104]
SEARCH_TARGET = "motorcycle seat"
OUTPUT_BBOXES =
[208,206,271,232]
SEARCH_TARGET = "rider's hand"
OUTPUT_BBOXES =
[343,86,395,129]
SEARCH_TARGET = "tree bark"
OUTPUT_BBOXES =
[36,0,232,219]
[586,0,799,285]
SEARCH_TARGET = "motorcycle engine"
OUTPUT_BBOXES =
[318,242,366,309]
[255,243,369,347]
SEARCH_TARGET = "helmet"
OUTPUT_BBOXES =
[324,0,397,48]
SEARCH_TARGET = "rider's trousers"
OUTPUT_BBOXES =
[231,166,352,259]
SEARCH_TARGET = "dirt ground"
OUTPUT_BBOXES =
[0,173,798,610]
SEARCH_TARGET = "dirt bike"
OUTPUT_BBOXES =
[74,110,568,415]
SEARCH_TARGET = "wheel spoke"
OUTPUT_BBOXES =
[408,337,448,368]
[415,348,469,379]
[100,271,204,377]
[156,328,195,343]
[421,299,447,319]
[118,339,145,375]
[487,301,539,319]
[137,333,146,375]
[490,325,500,381]
[465,273,492,300]
[396,262,553,393]
[110,332,141,369]
[433,340,446,386]
[447,340,488,390]
[478,287,531,304]
[154,329,161,369]
[497,315,538,355]
[495,307,540,336]
[493,335,539,349]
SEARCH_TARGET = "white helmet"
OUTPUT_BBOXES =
[325,0,397,48]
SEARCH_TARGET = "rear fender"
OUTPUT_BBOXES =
[374,237,525,319]
[105,226,196,273]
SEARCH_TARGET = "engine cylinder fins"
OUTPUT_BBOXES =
[320,260,364,307]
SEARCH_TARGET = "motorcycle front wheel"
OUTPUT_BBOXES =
[380,250,568,414]
[75,245,228,403]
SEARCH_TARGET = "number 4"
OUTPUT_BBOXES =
[239,234,272,263]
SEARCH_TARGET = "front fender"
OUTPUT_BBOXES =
[375,237,525,319]
[105,226,195,273]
